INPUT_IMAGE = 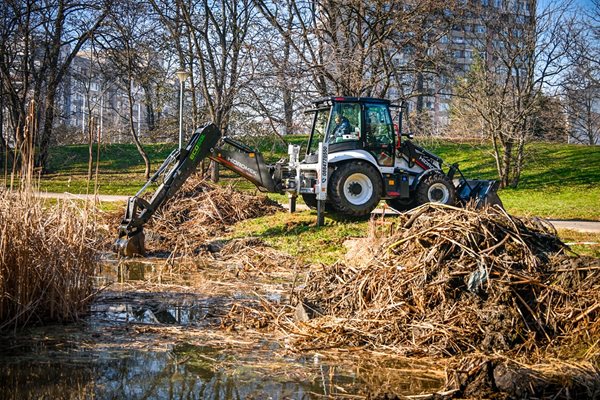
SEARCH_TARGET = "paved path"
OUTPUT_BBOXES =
[36,192,129,202]
[36,192,600,233]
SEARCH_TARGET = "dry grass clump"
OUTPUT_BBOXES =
[440,355,600,400]
[0,189,98,330]
[289,203,600,358]
[141,174,281,255]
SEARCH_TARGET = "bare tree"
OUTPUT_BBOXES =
[561,1,600,144]
[563,62,600,144]
[36,1,109,171]
[150,0,258,181]
[450,0,574,188]
[0,0,36,170]
[256,0,457,98]
[98,1,162,179]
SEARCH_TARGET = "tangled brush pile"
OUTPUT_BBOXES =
[144,174,282,254]
[293,204,599,358]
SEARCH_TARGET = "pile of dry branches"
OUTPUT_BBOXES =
[289,204,600,358]
[141,174,281,254]
[0,189,98,330]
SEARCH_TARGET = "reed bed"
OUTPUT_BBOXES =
[261,203,600,360]
[0,189,98,330]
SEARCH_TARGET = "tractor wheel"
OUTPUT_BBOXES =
[301,193,317,209]
[329,161,382,217]
[415,174,456,206]
[386,197,416,212]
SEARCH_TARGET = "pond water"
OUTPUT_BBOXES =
[0,258,445,399]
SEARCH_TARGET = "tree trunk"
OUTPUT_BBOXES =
[500,140,513,189]
[210,160,219,183]
[0,90,4,168]
[37,82,59,172]
[127,82,150,179]
[143,85,156,132]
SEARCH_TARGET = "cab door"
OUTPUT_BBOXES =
[363,103,395,166]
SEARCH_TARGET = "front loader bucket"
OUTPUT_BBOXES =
[456,180,503,209]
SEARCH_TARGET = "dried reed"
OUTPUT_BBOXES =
[0,189,98,330]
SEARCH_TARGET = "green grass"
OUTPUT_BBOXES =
[16,137,598,220]
[556,230,600,258]
[420,140,600,220]
[226,210,370,265]
[224,211,599,264]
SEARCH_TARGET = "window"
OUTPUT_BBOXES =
[328,103,361,144]
[364,103,394,166]
[309,109,330,154]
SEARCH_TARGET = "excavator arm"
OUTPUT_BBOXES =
[115,123,222,256]
[114,123,285,257]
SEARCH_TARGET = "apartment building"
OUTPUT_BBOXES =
[59,52,150,144]
[395,0,534,134]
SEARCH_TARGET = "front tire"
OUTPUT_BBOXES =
[329,161,382,217]
[415,174,456,206]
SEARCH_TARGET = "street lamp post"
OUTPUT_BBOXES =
[176,70,190,150]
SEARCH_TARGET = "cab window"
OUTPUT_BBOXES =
[365,103,394,166]
[308,109,330,154]
[328,103,361,144]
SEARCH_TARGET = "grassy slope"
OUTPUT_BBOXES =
[35,136,599,220]
[423,140,600,220]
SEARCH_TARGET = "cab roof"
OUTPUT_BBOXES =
[312,97,391,106]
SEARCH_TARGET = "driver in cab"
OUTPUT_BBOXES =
[331,113,351,142]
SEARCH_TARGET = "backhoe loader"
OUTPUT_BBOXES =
[115,97,501,257]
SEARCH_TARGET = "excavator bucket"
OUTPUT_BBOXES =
[114,231,145,257]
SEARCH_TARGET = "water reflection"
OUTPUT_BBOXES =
[0,333,443,399]
[0,259,444,399]
[89,290,232,328]
[0,348,322,399]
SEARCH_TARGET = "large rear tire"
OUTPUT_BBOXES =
[329,161,382,217]
[415,174,456,206]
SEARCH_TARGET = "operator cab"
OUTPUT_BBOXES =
[305,97,396,166]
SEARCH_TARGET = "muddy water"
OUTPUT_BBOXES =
[0,258,444,399]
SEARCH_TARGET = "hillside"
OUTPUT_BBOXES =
[35,137,600,220]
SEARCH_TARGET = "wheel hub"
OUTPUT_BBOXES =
[428,183,450,204]
[348,182,363,196]
[343,173,373,206]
